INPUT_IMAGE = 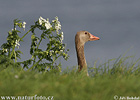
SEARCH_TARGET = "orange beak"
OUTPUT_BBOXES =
[89,33,100,41]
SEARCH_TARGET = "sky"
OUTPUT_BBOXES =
[0,0,140,69]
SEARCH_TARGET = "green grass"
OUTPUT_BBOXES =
[0,55,140,100]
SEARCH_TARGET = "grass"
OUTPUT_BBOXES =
[0,55,140,100]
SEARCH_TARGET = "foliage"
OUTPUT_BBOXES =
[0,55,140,100]
[0,17,69,72]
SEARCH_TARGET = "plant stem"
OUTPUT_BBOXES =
[14,50,17,62]
[10,46,15,59]
[8,48,11,57]
[27,58,43,71]
[37,38,42,49]
[20,28,32,40]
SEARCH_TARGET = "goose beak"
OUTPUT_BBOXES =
[89,33,100,41]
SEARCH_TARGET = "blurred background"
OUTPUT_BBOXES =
[0,0,140,69]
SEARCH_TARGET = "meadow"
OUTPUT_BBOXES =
[0,55,140,100]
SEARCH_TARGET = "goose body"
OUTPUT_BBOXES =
[75,31,99,76]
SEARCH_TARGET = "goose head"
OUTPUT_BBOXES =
[75,31,100,47]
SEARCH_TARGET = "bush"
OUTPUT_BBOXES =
[0,17,69,72]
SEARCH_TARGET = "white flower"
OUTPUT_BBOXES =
[12,28,16,31]
[5,49,7,52]
[15,75,19,79]
[60,50,63,53]
[55,24,61,32]
[39,16,43,25]
[22,22,26,31]
[61,32,64,43]
[15,39,20,49]
[39,16,52,29]
[45,20,52,29]
[3,48,8,52]
[53,16,61,33]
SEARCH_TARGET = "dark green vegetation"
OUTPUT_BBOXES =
[0,18,69,73]
[0,55,140,100]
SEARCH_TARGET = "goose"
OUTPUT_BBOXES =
[75,31,100,76]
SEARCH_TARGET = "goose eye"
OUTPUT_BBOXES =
[85,32,87,34]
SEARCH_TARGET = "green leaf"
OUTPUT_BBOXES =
[15,30,21,33]
[8,31,12,35]
[31,35,35,40]
[16,50,23,54]
[18,23,23,28]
